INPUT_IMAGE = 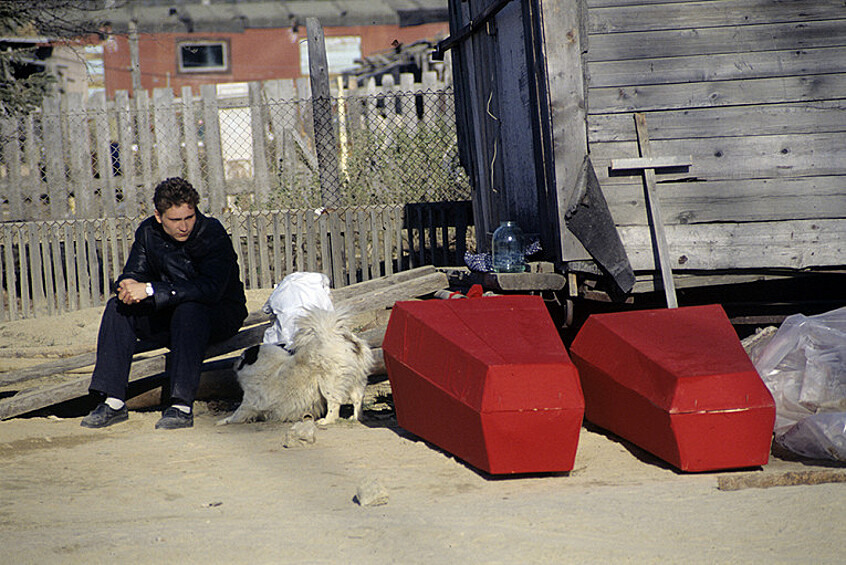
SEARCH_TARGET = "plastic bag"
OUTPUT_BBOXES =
[262,272,333,345]
[750,306,846,461]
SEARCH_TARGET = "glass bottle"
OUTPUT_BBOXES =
[492,221,526,273]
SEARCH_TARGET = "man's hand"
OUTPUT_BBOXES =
[116,278,150,305]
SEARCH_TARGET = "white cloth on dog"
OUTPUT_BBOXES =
[262,272,333,345]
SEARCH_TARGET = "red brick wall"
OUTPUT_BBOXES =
[103,23,447,96]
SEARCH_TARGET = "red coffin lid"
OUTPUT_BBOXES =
[383,295,582,413]
[570,304,774,414]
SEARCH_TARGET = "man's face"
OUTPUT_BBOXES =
[155,203,196,242]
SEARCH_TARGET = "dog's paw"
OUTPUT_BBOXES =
[316,416,336,427]
[216,416,232,426]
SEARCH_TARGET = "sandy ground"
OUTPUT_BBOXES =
[1,293,845,564]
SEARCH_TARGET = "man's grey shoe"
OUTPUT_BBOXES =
[81,402,128,428]
[155,406,194,430]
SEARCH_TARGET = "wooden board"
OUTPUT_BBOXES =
[618,219,846,271]
[0,266,449,419]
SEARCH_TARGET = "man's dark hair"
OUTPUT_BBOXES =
[153,177,200,215]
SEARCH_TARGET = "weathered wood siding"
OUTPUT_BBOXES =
[581,0,846,271]
[451,0,846,278]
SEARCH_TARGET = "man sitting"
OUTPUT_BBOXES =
[81,177,247,430]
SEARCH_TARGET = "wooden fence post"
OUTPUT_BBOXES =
[306,18,342,208]
[91,92,117,217]
[42,95,66,219]
[153,87,181,181]
[1,117,24,221]
[115,90,138,217]
[201,84,226,215]
[181,86,205,199]
[249,81,272,205]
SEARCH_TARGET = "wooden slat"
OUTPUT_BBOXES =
[2,224,16,320]
[114,91,138,217]
[96,220,110,306]
[39,224,55,315]
[590,73,846,114]
[135,90,154,200]
[611,156,692,170]
[41,96,66,219]
[91,92,117,217]
[27,223,47,316]
[181,86,205,200]
[271,213,282,284]
[382,207,393,277]
[64,223,78,311]
[0,236,5,321]
[318,213,330,280]
[357,209,369,281]
[244,214,258,290]
[602,176,846,226]
[66,93,94,217]
[588,101,846,143]
[257,213,271,288]
[593,132,846,181]
[589,46,846,89]
[345,209,356,284]
[394,206,404,272]
[107,218,120,283]
[154,87,181,180]
[329,212,344,287]
[587,0,844,35]
[22,115,40,219]
[587,19,846,62]
[229,214,246,288]
[284,210,294,275]
[249,81,272,204]
[50,222,66,314]
[16,225,31,318]
[306,209,317,272]
[201,84,226,215]
[370,208,380,278]
[1,118,24,220]
[618,219,846,271]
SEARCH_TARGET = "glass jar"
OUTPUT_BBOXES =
[492,221,526,273]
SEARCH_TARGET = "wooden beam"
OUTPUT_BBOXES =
[631,113,678,308]
[0,267,447,419]
[611,155,691,171]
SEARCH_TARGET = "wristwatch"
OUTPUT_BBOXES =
[145,283,154,297]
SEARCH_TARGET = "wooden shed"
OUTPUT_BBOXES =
[443,0,846,296]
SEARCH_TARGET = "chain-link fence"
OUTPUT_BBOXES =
[0,82,472,221]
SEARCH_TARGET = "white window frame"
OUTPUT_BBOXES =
[177,40,229,74]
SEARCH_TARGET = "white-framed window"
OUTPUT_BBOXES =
[299,36,361,75]
[177,40,229,73]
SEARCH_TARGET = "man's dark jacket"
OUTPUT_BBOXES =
[118,210,247,319]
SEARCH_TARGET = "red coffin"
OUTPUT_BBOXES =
[570,304,776,472]
[383,295,584,475]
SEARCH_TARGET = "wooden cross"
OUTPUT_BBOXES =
[610,113,691,308]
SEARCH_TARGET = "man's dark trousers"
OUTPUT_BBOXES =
[90,297,244,404]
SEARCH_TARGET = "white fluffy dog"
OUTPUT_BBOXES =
[217,307,373,426]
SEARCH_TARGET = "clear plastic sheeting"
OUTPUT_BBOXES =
[261,272,333,345]
[750,306,846,461]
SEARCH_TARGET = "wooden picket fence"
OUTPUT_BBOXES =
[0,201,474,322]
[0,72,459,223]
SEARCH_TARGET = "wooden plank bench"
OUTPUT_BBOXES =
[0,266,448,420]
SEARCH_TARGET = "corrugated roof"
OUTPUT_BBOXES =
[89,0,448,33]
